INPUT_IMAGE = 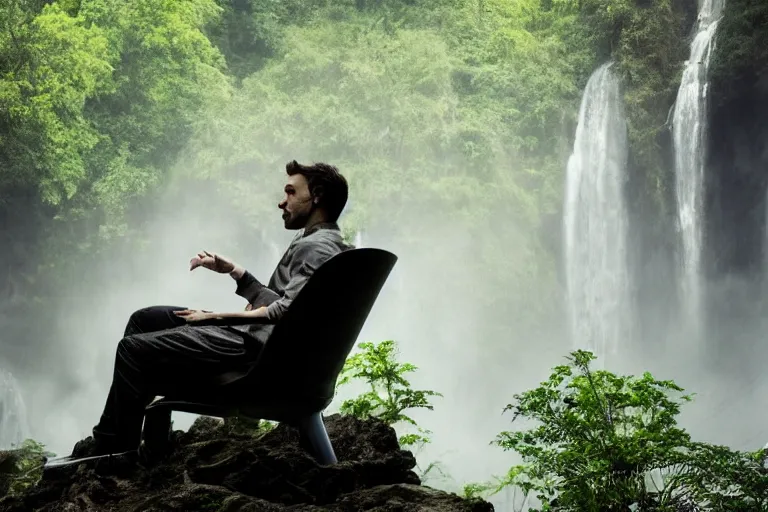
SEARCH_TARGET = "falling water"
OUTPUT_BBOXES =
[564,62,631,360]
[0,368,30,449]
[672,0,725,333]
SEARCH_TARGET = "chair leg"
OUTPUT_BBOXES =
[297,412,337,465]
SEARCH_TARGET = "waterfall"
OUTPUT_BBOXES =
[672,0,725,333]
[0,368,30,449]
[564,62,631,360]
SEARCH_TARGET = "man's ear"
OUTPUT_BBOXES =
[312,185,324,205]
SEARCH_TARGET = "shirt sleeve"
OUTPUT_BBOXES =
[234,271,281,308]
[264,241,337,322]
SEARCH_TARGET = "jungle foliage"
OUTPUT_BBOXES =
[337,342,768,511]
[0,0,701,332]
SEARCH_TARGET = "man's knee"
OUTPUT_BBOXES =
[124,305,184,336]
[117,334,151,362]
[125,307,153,336]
[129,307,154,321]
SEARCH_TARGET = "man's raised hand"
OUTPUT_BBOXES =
[189,250,236,274]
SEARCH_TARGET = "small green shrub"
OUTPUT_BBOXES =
[337,340,442,448]
[465,350,767,511]
[3,439,55,497]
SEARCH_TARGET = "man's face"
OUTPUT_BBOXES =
[278,174,314,230]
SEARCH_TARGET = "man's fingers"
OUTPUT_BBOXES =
[203,250,213,258]
[174,310,192,316]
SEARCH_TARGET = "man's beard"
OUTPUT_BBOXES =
[283,210,309,230]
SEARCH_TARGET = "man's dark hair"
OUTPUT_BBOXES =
[286,160,348,222]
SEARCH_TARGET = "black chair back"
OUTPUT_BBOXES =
[250,248,397,408]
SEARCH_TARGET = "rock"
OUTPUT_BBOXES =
[328,484,494,511]
[0,414,492,511]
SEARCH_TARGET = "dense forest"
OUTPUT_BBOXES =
[2,0,765,336]
[2,0,768,509]
[2,0,765,370]
[0,0,712,330]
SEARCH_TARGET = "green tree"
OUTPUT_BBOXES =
[77,0,230,238]
[0,1,112,205]
[0,0,233,305]
[0,0,114,306]
[206,0,286,80]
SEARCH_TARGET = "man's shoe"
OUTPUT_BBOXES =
[44,437,138,469]
[70,436,136,459]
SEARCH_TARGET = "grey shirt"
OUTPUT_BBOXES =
[232,222,350,340]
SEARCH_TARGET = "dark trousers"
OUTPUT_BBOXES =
[92,306,259,450]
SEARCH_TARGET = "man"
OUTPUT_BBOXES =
[72,160,351,459]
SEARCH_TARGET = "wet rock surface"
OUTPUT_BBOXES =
[0,414,493,511]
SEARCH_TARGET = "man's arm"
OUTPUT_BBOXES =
[189,251,281,307]
[177,240,334,325]
[228,231,303,307]
[231,265,281,307]
[262,241,337,322]
[174,306,273,324]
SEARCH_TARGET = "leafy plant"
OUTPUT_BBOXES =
[685,443,768,510]
[337,339,448,486]
[3,439,55,497]
[337,340,442,449]
[484,350,765,511]
[463,481,496,500]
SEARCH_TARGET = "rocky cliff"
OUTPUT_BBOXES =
[707,0,768,278]
[0,415,492,512]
